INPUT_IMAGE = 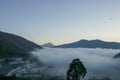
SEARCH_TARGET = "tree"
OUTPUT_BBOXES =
[67,58,87,80]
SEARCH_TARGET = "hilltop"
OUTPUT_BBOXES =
[42,42,54,47]
[0,31,42,58]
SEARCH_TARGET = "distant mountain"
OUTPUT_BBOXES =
[113,53,120,58]
[0,31,42,58]
[42,42,54,47]
[55,39,120,49]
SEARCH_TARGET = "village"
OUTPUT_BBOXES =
[0,58,50,78]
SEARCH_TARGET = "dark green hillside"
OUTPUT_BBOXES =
[0,31,42,58]
[113,53,120,58]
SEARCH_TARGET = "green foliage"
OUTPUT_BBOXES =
[0,75,46,80]
[0,42,29,58]
[49,76,64,80]
[89,77,112,80]
[67,58,87,80]
[0,75,22,80]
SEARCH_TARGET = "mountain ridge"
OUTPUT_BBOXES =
[55,39,120,49]
[0,31,42,58]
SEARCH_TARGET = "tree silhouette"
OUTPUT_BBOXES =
[67,58,87,80]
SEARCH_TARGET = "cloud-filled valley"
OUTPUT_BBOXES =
[32,48,120,80]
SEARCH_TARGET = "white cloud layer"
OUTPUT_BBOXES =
[32,48,120,80]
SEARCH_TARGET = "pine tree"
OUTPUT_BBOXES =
[67,58,87,80]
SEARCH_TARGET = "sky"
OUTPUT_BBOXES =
[0,0,120,45]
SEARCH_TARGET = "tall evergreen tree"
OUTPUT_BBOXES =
[67,58,87,80]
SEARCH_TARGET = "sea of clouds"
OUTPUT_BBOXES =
[32,48,120,80]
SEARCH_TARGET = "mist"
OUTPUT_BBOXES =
[32,48,120,80]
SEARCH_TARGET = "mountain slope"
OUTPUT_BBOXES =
[113,53,120,58]
[0,31,42,58]
[55,39,120,49]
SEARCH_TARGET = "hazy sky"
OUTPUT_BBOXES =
[0,0,120,45]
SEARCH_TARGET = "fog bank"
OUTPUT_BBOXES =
[32,48,120,80]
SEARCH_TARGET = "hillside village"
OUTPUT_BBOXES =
[0,58,50,78]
